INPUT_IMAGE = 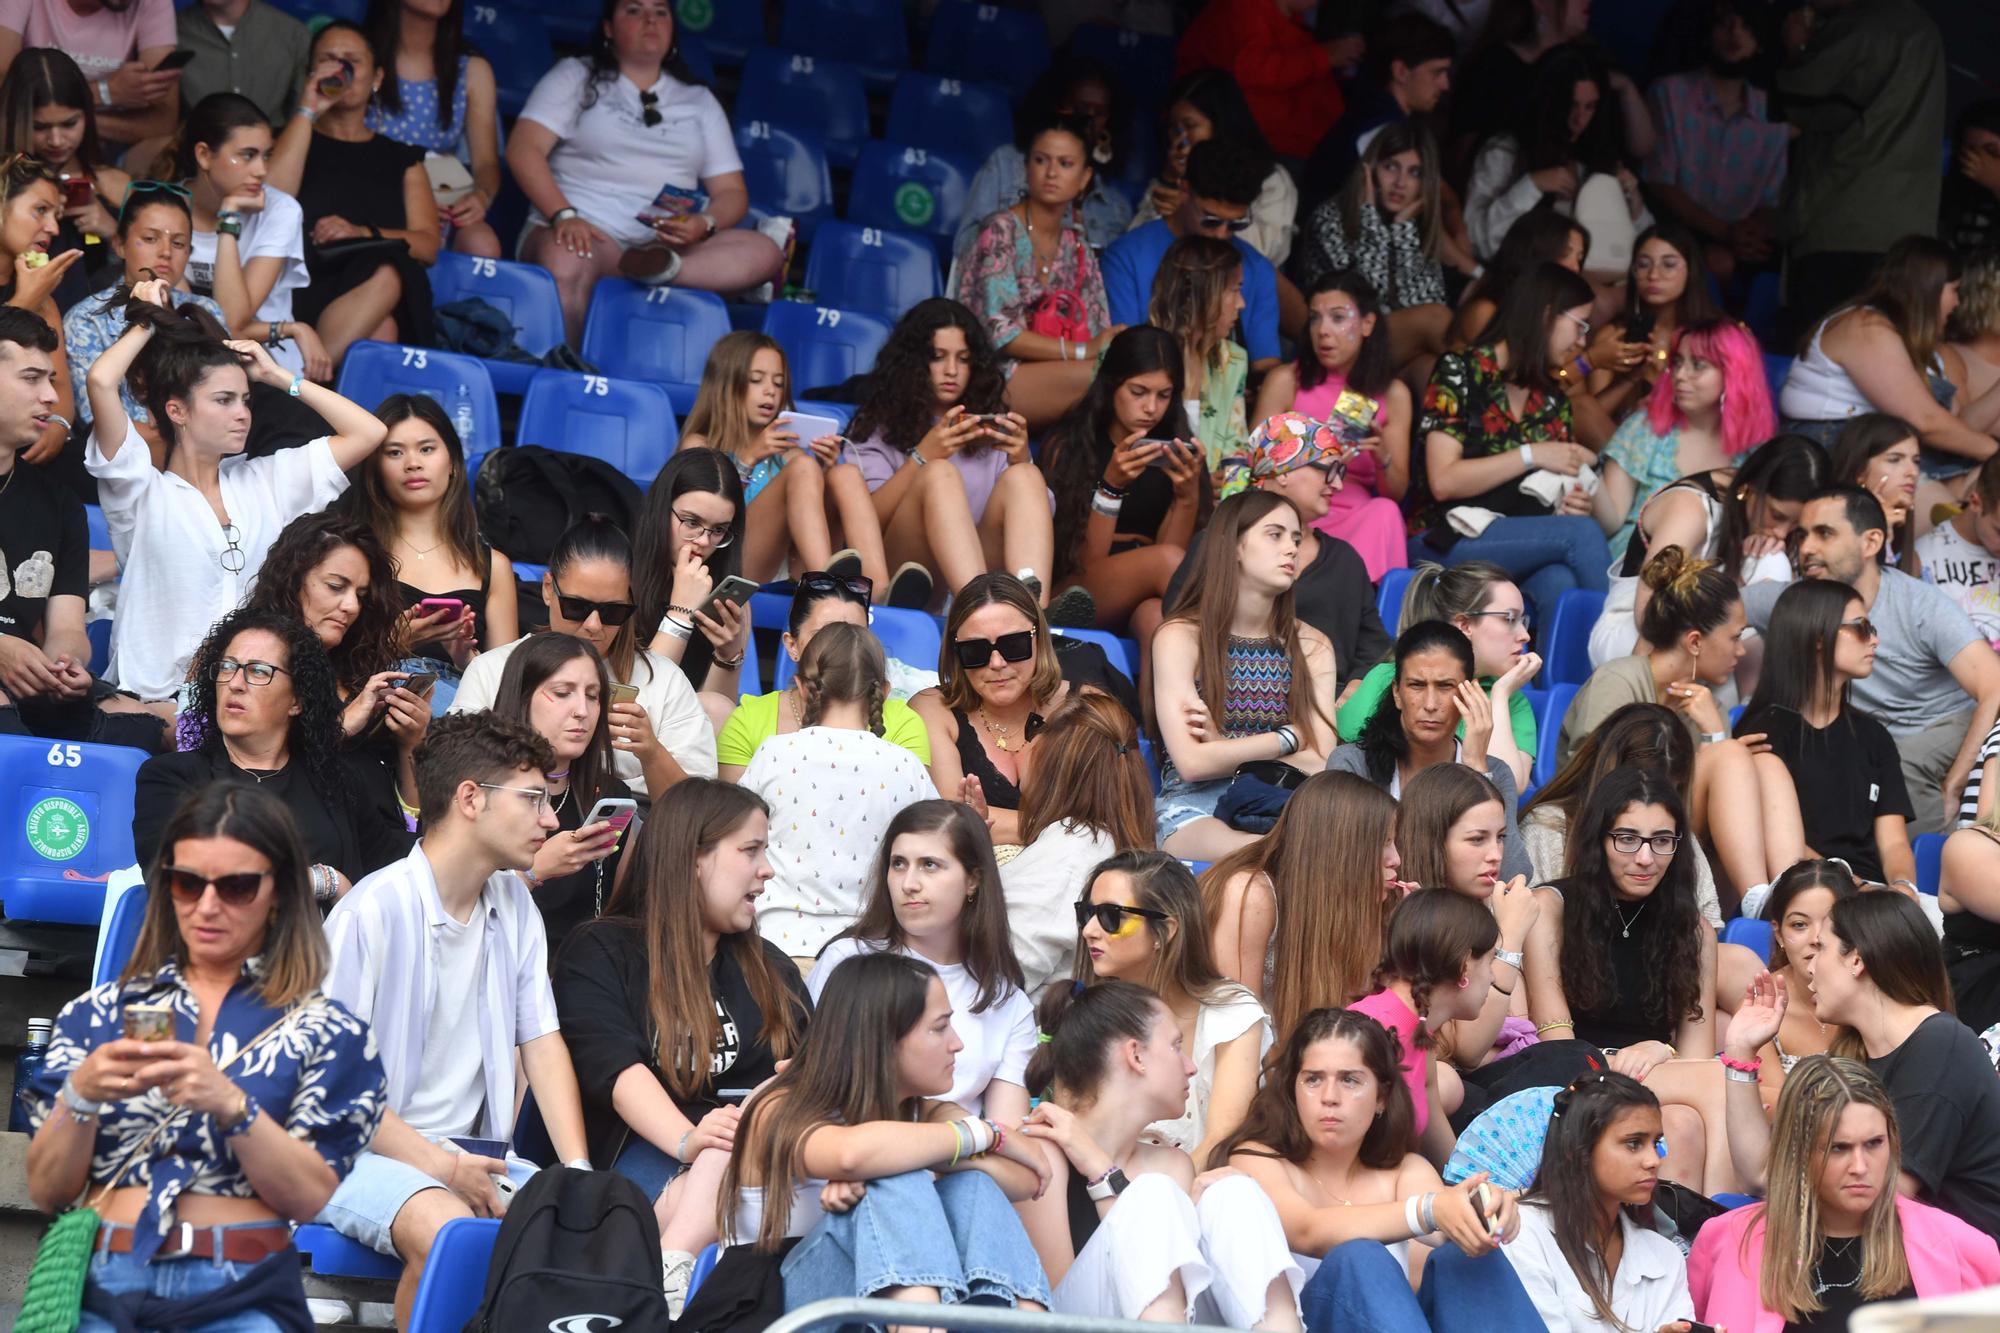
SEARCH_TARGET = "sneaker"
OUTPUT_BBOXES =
[886,561,933,610]
[621,246,683,287]
[661,1248,697,1321]
[1045,584,1097,629]
[306,1299,352,1325]
[825,548,864,582]
[1014,568,1044,601]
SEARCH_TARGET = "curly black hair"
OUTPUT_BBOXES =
[847,298,1008,456]
[182,607,351,814]
[245,510,405,694]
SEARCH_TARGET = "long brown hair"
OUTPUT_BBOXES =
[836,800,1025,1012]
[491,632,617,812]
[1149,234,1243,374]
[351,393,488,579]
[1015,691,1154,851]
[1368,888,1498,1052]
[683,330,791,460]
[1823,893,1952,1061]
[1847,236,1960,375]
[1396,763,1507,889]
[935,572,1062,713]
[604,780,805,1101]
[1073,851,1238,1008]
[1201,771,1398,1036]
[1208,1008,1415,1172]
[1162,490,1331,740]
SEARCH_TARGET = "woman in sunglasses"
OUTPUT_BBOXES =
[743,624,934,965]
[632,448,751,733]
[132,607,414,905]
[1738,579,1916,892]
[452,514,717,797]
[24,784,386,1333]
[715,570,930,783]
[1523,766,1740,1195]
[1071,851,1270,1167]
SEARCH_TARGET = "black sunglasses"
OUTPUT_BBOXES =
[799,570,872,603]
[552,578,637,627]
[1073,900,1171,934]
[952,629,1036,670]
[164,867,268,906]
[639,89,661,128]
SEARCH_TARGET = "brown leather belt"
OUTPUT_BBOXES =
[95,1221,293,1263]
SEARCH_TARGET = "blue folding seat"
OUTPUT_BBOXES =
[579,282,731,417]
[1764,353,1792,408]
[802,221,941,321]
[406,1218,502,1332]
[335,342,502,462]
[1530,683,1579,788]
[672,0,764,63]
[777,606,941,688]
[1066,24,1175,96]
[926,2,1050,98]
[736,48,871,168]
[778,0,909,88]
[1720,917,1773,964]
[1540,588,1605,688]
[460,5,552,120]
[517,369,678,487]
[0,735,146,927]
[762,301,893,399]
[1915,832,1945,895]
[269,0,364,21]
[735,121,835,243]
[94,880,147,986]
[428,252,565,396]
[847,140,978,258]
[295,1224,402,1282]
[1051,626,1140,680]
[884,73,1014,161]
[1376,566,1414,632]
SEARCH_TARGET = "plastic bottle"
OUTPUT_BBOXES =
[452,383,476,455]
[9,1017,52,1133]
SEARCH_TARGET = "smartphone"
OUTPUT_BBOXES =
[1625,306,1657,343]
[1141,438,1189,469]
[417,596,467,617]
[776,410,843,446]
[60,175,94,210]
[394,671,438,697]
[1681,1323,1722,1333]
[583,796,639,841]
[699,574,762,613]
[1471,1180,1499,1238]
[637,182,707,227]
[449,1136,510,1161]
[607,682,640,707]
[122,1003,175,1043]
[715,1087,757,1103]
[152,48,196,72]
[491,1173,518,1202]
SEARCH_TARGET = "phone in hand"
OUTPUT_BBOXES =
[122,1003,174,1043]
[715,1087,756,1103]
[583,796,639,844]
[60,176,94,210]
[449,1136,509,1161]
[607,682,640,708]
[151,48,196,72]
[777,411,843,447]
[417,596,467,618]
[1141,438,1191,469]
[1625,306,1657,344]
[393,672,438,698]
[699,574,761,614]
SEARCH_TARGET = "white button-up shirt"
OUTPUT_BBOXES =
[1506,1200,1696,1332]
[323,843,560,1141]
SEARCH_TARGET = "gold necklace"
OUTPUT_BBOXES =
[786,685,804,728]
[978,705,1017,752]
[1021,206,1059,282]
[401,533,444,562]
[1305,1161,1357,1206]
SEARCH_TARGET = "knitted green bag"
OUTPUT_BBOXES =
[15,1204,99,1333]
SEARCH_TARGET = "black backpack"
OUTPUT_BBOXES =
[461,1166,671,1333]
[473,444,643,567]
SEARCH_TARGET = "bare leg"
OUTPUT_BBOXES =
[1657,1103,1706,1191]
[740,462,832,582]
[655,1147,730,1254]
[1386,303,1452,370]
[1692,739,1781,903]
[977,462,1055,599]
[1716,942,1761,1019]
[880,1284,943,1333]
[782,458,834,573]
[1257,1274,1305,1332]
[316,264,404,366]
[450,220,503,260]
[1003,359,1095,430]
[663,231,786,296]
[1139,1273,1189,1322]
[1164,817,1261,861]
[881,460,986,597]
[1644,1060,1741,1195]
[1748,751,1807,882]
[368,315,398,344]
[825,462,890,593]
[522,224,626,344]
[387,1186,470,1329]
[1072,545,1182,631]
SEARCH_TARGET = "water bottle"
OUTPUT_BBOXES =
[9,1018,52,1133]
[451,382,476,454]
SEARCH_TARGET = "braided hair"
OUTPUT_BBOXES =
[794,621,888,736]
[1367,888,1498,1051]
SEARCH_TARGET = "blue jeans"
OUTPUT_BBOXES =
[1299,1239,1544,1333]
[613,1135,688,1200]
[1418,515,1610,637]
[781,1169,1052,1323]
[80,1232,307,1333]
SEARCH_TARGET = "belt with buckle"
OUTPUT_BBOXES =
[95,1220,293,1263]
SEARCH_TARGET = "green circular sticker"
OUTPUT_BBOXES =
[677,0,713,32]
[893,182,936,227]
[26,796,88,862]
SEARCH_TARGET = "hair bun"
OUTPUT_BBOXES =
[1638,545,1714,601]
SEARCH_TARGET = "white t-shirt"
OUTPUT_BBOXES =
[1505,1202,1694,1332]
[401,906,487,1139]
[86,426,348,700]
[742,726,935,956]
[449,635,718,796]
[0,0,176,85]
[187,185,308,374]
[1000,820,1117,999]
[1919,519,2000,644]
[1143,985,1271,1155]
[518,58,743,250]
[808,938,1036,1114]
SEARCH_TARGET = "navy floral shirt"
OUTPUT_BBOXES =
[27,956,384,1259]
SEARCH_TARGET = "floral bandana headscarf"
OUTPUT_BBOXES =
[1217,412,1347,499]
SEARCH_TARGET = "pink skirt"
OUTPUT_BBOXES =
[1314,486,1407,583]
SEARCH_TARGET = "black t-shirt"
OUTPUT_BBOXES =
[532,778,640,964]
[1868,1012,2000,1242]
[553,917,813,1168]
[0,458,87,643]
[1166,528,1388,688]
[1738,706,1914,883]
[1783,1233,1914,1333]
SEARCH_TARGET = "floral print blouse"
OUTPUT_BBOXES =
[1298,200,1448,310]
[27,956,385,1260]
[1412,342,1577,531]
[954,206,1109,363]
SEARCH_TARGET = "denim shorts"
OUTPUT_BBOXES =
[80,1226,307,1333]
[613,1135,689,1201]
[1155,767,1227,843]
[319,1145,538,1256]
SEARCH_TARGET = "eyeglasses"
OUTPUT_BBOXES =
[1074,900,1171,937]
[639,88,662,128]
[118,178,193,224]
[477,782,554,813]
[1197,212,1253,234]
[164,866,268,905]
[798,570,872,603]
[1561,310,1592,338]
[672,509,735,548]
[220,522,246,574]
[211,656,289,686]
[952,629,1036,670]
[551,578,637,627]
[1462,608,1531,631]
[1608,829,1681,856]
[1840,616,1879,641]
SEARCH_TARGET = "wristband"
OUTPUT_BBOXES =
[1420,1191,1438,1235]
[216,211,242,238]
[1722,1063,1760,1084]
[1404,1194,1424,1238]
[1535,1018,1575,1035]
[550,207,579,225]
[565,1158,593,1171]
[677,1129,693,1162]
[1090,488,1124,518]
[1519,443,1535,470]
[520,866,544,891]
[286,373,304,398]
[298,105,318,124]
[97,79,112,108]
[1700,730,1727,744]
[1274,723,1299,756]
[59,1075,109,1118]
[1574,355,1593,378]
[698,212,717,238]
[1059,337,1069,361]
[1494,947,1523,971]
[657,616,693,643]
[1717,1053,1761,1073]
[1891,878,1918,894]
[1097,478,1127,498]
[1073,342,1088,361]
[910,448,929,467]
[712,649,745,670]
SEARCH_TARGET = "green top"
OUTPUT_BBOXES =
[1334,659,1539,753]
[717,691,932,768]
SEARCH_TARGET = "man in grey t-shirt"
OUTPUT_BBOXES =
[1742,486,2000,833]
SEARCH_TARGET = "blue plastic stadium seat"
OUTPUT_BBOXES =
[295,1223,402,1281]
[336,343,501,462]
[0,735,147,927]
[1052,626,1140,681]
[778,606,941,689]
[779,0,908,87]
[461,5,551,120]
[93,880,147,986]
[428,253,566,396]
[1139,737,1161,794]
[1067,25,1176,98]
[517,370,678,487]
[268,0,363,21]
[678,35,717,84]
[735,122,835,243]
[762,301,894,399]
[85,503,109,550]
[926,2,1050,98]
[406,1217,502,1332]
[1540,588,1605,687]
[579,282,731,417]
[672,0,764,64]
[1530,682,1579,788]
[848,141,978,259]
[86,619,110,676]
[1713,1191,1760,1211]
[1376,566,1415,633]
[884,74,1015,161]
[802,222,941,322]
[736,49,871,168]
[689,1242,722,1300]
[1914,831,1944,895]
[1720,917,1773,964]
[1764,353,1792,409]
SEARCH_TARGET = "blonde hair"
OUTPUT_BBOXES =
[1148,234,1242,375]
[682,330,791,461]
[1952,249,2000,342]
[795,621,888,735]
[1750,1055,1910,1322]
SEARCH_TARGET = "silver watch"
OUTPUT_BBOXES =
[549,207,579,225]
[1494,947,1524,971]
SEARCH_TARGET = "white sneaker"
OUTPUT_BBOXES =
[306,1298,352,1324]
[661,1248,696,1321]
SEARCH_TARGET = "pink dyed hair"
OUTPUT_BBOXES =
[1645,319,1775,457]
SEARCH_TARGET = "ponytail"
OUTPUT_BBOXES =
[1024,979,1160,1105]
[115,290,238,450]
